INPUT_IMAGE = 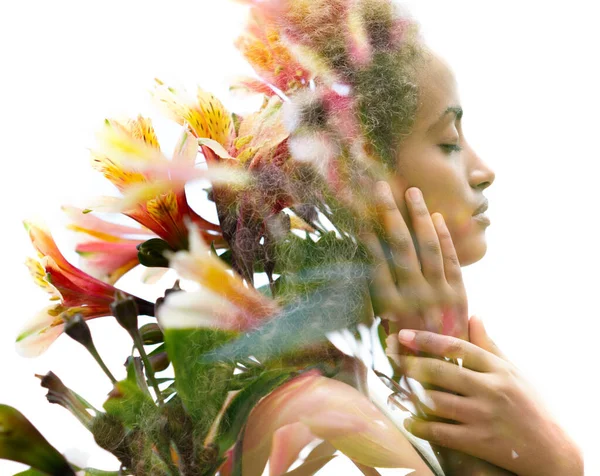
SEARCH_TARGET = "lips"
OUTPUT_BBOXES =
[473,199,488,216]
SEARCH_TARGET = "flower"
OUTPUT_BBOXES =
[62,205,155,284]
[151,80,236,156]
[91,115,224,250]
[158,223,279,332]
[242,369,417,475]
[234,7,312,95]
[17,221,153,357]
[235,0,351,54]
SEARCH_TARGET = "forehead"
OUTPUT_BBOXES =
[414,50,460,132]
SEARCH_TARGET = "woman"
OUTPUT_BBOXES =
[360,47,584,475]
[233,1,584,473]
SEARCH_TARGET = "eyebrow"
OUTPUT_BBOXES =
[427,106,463,132]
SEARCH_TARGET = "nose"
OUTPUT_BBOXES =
[468,147,495,191]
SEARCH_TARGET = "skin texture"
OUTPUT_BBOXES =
[373,184,583,475]
[373,49,582,474]
[392,322,584,476]
[392,48,495,266]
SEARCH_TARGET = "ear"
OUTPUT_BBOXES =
[469,315,507,361]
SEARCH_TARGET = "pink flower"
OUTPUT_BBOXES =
[18,221,153,357]
[62,205,155,285]
[242,369,418,475]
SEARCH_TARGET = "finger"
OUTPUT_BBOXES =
[405,188,445,284]
[398,329,497,372]
[469,315,509,361]
[373,181,421,283]
[398,356,481,395]
[431,212,463,287]
[385,331,419,363]
[361,230,420,326]
[418,390,479,424]
[404,417,467,451]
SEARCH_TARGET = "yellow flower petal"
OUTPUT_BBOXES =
[152,79,235,150]
[25,257,61,300]
[15,305,68,358]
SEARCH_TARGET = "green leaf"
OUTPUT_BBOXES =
[216,368,294,451]
[13,469,48,476]
[148,342,166,358]
[218,249,233,267]
[83,470,121,476]
[0,405,75,475]
[163,327,235,433]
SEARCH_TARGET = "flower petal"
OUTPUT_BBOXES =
[25,257,61,300]
[75,240,141,285]
[62,205,154,241]
[269,422,316,476]
[167,222,279,326]
[15,305,66,357]
[152,80,235,150]
[235,8,311,93]
[242,371,418,475]
[157,288,240,331]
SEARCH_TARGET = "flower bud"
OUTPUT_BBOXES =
[139,323,164,345]
[148,351,170,373]
[91,413,133,468]
[110,291,139,335]
[36,371,93,429]
[63,313,93,348]
[137,238,174,268]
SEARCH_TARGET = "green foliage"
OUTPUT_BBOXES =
[216,368,294,451]
[163,328,235,436]
[103,379,159,431]
[0,404,75,475]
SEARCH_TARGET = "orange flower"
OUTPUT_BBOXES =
[17,221,153,357]
[91,116,224,250]
[151,80,236,155]
[235,7,311,94]
[158,222,279,332]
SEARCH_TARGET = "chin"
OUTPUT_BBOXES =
[456,236,488,267]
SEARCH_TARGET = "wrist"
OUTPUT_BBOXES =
[548,437,583,476]
[536,423,583,476]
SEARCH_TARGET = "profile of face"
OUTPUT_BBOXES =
[392,48,495,267]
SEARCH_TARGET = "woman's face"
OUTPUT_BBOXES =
[392,49,495,267]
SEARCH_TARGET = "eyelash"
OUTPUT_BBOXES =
[439,144,463,154]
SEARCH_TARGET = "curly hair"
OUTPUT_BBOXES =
[240,0,430,172]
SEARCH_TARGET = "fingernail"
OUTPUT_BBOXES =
[432,213,445,228]
[403,418,414,431]
[408,188,421,202]
[398,329,416,343]
[375,181,391,199]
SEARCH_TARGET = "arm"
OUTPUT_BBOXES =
[391,319,584,476]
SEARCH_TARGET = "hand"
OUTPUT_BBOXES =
[362,181,468,339]
[390,317,584,476]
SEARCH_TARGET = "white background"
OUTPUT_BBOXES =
[1,0,598,474]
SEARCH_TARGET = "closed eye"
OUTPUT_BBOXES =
[439,144,463,154]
